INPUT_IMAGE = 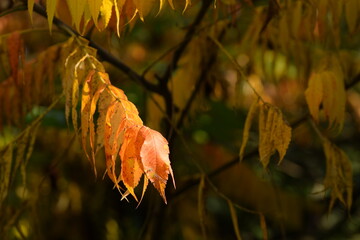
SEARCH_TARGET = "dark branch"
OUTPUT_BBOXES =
[31,3,161,94]
[160,0,213,85]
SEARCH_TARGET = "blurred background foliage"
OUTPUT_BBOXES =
[1,0,360,239]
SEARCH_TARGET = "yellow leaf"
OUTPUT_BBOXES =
[239,98,259,161]
[113,0,126,36]
[323,139,352,211]
[88,0,103,26]
[67,0,87,32]
[259,104,291,168]
[46,0,58,33]
[274,112,292,165]
[259,104,275,168]
[81,74,93,163]
[227,200,242,240]
[89,83,107,174]
[98,0,114,30]
[28,0,35,24]
[305,72,323,123]
[133,0,156,21]
[184,0,191,13]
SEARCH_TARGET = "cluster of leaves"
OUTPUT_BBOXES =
[62,37,174,202]
[0,32,58,130]
[28,0,191,35]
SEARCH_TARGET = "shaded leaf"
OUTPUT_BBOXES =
[239,98,258,161]
[227,200,242,240]
[46,0,58,33]
[323,139,353,211]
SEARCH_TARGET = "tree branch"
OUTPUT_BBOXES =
[31,3,161,94]
[160,0,213,85]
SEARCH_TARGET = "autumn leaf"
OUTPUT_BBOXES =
[138,126,175,203]
[305,72,323,123]
[323,139,353,212]
[46,0,58,33]
[305,68,346,133]
[259,103,291,168]
[66,0,87,32]
[239,98,259,161]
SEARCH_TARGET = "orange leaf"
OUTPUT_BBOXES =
[119,125,143,200]
[138,126,175,203]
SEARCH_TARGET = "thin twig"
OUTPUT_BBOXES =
[160,0,213,85]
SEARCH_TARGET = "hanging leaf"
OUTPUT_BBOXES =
[46,0,58,33]
[67,0,87,32]
[239,98,259,161]
[98,0,114,30]
[323,139,353,212]
[259,103,291,168]
[88,0,103,26]
[133,0,156,21]
[305,72,323,123]
[138,126,175,203]
[305,68,346,133]
[28,0,35,24]
[227,200,242,240]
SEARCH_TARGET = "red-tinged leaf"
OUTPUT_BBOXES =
[120,125,143,200]
[138,126,175,203]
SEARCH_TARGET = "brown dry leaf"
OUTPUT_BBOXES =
[323,139,353,212]
[259,103,291,168]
